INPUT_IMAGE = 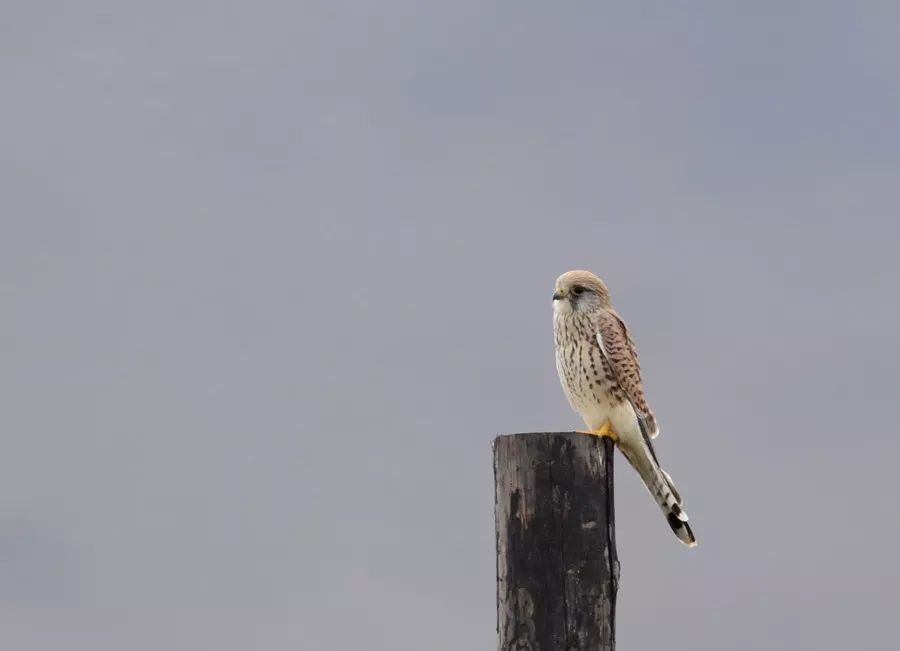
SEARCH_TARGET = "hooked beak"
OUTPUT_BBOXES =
[552,287,566,301]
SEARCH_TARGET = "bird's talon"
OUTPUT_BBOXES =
[576,422,618,441]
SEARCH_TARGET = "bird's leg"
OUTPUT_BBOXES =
[576,421,618,441]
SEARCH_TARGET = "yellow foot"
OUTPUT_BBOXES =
[576,422,618,441]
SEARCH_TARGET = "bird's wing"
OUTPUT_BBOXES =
[595,308,660,439]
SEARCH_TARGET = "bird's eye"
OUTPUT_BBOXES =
[572,286,585,295]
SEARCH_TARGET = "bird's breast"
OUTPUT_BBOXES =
[554,315,625,428]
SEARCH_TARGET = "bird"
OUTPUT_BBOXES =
[552,269,697,547]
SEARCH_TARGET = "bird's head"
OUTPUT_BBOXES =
[553,270,612,315]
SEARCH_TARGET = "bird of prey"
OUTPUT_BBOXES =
[552,270,697,547]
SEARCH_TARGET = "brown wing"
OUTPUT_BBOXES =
[595,309,660,438]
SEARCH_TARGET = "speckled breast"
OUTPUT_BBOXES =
[554,314,625,418]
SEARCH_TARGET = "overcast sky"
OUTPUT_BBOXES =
[3,2,900,650]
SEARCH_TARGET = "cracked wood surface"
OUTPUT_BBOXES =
[494,433,619,651]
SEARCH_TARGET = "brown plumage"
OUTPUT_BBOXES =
[595,308,658,438]
[552,270,696,547]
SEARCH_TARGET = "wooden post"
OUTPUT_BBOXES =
[494,432,619,651]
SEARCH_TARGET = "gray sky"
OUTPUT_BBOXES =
[3,2,900,649]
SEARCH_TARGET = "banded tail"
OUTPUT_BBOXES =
[619,437,697,547]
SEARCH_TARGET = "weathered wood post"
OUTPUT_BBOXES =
[494,432,619,651]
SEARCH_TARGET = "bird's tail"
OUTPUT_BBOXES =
[619,438,697,547]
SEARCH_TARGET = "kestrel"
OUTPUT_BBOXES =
[553,270,697,547]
